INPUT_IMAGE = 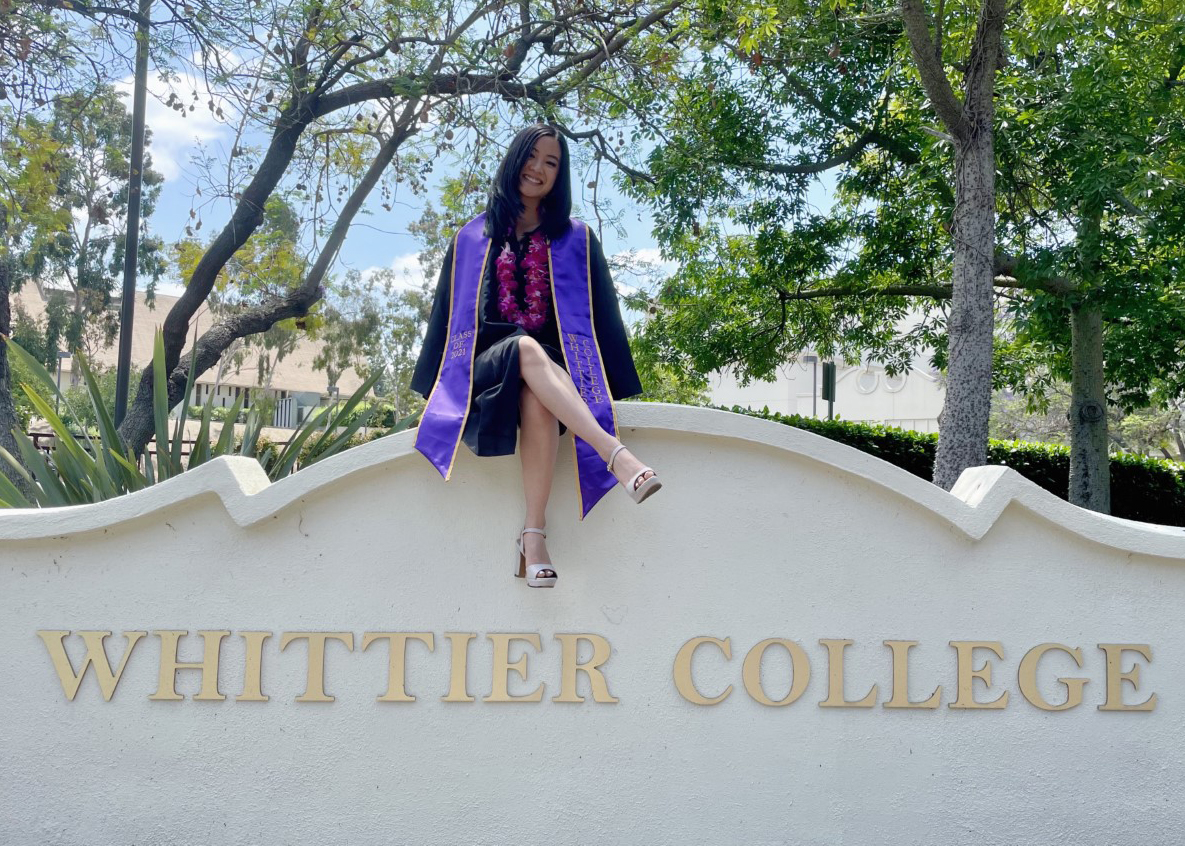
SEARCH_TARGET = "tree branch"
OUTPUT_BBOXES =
[899,0,966,139]
[528,0,683,95]
[31,0,151,27]
[314,72,547,117]
[779,283,954,301]
[731,131,878,176]
[164,117,417,415]
[553,124,654,183]
[773,260,1074,302]
[963,0,1009,117]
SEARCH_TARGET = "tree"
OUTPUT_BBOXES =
[822,0,1185,509]
[625,0,1183,511]
[988,1,1185,510]
[337,267,435,420]
[18,85,166,357]
[105,0,683,457]
[991,388,1185,463]
[174,193,307,396]
[0,117,71,493]
[310,276,382,396]
[623,0,1008,488]
[0,0,230,489]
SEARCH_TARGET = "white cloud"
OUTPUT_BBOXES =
[363,252,432,293]
[609,247,679,296]
[616,247,676,273]
[114,64,232,182]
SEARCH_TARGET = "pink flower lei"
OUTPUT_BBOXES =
[496,230,551,331]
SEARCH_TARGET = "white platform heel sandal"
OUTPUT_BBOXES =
[515,527,557,588]
[608,444,662,504]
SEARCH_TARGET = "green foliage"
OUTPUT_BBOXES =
[0,332,408,508]
[316,265,433,422]
[202,405,245,424]
[7,307,60,428]
[7,344,48,430]
[58,367,118,432]
[627,334,710,404]
[630,0,1185,414]
[992,387,1185,460]
[726,405,1185,527]
[11,86,166,352]
[623,0,953,383]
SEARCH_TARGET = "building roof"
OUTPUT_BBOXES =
[13,284,366,396]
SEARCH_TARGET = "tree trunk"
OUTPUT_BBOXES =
[1068,302,1110,512]
[900,0,1007,490]
[932,128,996,490]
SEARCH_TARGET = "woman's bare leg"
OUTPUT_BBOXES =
[517,336,654,490]
[519,384,558,568]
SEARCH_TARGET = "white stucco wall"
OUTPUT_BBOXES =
[2,403,1183,845]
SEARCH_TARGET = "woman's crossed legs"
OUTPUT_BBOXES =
[516,336,654,567]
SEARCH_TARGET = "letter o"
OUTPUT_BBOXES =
[742,638,811,706]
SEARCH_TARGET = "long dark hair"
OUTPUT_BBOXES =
[484,124,572,241]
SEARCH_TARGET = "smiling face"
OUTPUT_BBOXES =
[517,134,561,204]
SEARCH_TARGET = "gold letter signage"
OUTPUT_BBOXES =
[36,630,1158,712]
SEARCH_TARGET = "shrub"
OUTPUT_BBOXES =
[724,406,1185,527]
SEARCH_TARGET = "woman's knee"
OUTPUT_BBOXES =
[517,335,545,367]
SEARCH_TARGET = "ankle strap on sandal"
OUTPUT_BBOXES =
[607,443,627,473]
[521,527,547,538]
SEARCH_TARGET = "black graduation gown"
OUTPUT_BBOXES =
[411,227,643,457]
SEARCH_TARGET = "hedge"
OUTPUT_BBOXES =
[724,406,1185,527]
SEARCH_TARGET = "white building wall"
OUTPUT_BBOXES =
[711,358,946,432]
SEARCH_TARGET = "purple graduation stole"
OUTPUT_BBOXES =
[415,214,619,519]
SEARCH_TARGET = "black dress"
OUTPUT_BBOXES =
[411,227,643,456]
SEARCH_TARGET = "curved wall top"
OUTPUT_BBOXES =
[2,403,1183,845]
[4,403,1182,556]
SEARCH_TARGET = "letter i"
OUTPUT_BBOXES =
[237,632,272,702]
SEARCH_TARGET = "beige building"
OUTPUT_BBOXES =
[13,284,367,429]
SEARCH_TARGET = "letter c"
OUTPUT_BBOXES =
[673,636,733,705]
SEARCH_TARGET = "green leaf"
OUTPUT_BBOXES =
[212,396,244,455]
[10,430,69,507]
[151,331,172,483]
[0,445,36,508]
[1,335,58,395]
[187,402,215,470]
[170,352,200,470]
[298,370,383,468]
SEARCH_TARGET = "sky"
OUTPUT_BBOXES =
[115,69,673,301]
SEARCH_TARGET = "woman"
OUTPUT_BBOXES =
[411,124,660,589]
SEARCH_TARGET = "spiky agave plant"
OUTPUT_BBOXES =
[0,332,414,508]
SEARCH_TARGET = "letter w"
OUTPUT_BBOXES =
[38,631,147,701]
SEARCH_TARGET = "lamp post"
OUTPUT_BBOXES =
[55,351,71,416]
[113,0,152,427]
[803,354,818,418]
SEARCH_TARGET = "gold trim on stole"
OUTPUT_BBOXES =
[549,221,618,520]
[421,229,492,482]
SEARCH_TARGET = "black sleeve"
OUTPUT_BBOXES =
[410,240,456,398]
[589,233,644,400]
